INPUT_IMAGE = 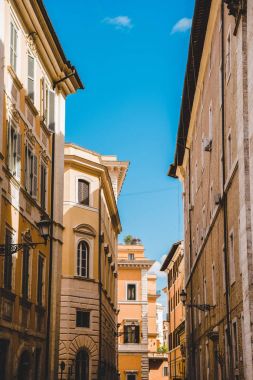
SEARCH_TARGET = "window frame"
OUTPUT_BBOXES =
[126,283,137,301]
[77,240,89,278]
[10,20,18,72]
[27,51,35,103]
[76,309,90,328]
[77,179,90,206]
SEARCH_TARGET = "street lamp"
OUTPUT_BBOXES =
[180,289,215,312]
[0,216,51,256]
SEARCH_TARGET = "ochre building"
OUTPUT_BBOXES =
[59,144,128,380]
[117,243,168,380]
[0,1,82,379]
[168,1,253,379]
[161,241,185,380]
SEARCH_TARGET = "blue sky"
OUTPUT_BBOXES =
[44,0,194,308]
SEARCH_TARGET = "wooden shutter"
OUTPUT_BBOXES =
[33,154,38,198]
[48,90,55,131]
[25,144,28,190]
[78,180,89,205]
[37,256,44,305]
[134,325,140,343]
[22,247,29,298]
[16,132,21,180]
[6,120,11,168]
[40,78,44,117]
[40,163,46,210]
[28,54,34,101]
[4,229,12,290]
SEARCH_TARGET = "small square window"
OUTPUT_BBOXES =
[76,310,90,328]
[127,284,136,301]
[127,374,136,380]
[128,253,135,260]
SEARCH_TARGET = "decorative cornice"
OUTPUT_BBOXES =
[224,0,246,34]
[73,223,96,237]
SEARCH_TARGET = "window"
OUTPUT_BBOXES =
[76,310,90,328]
[209,102,213,142]
[7,121,21,178]
[27,53,35,102]
[227,132,232,172]
[126,375,136,380]
[163,366,168,376]
[206,341,210,380]
[10,21,18,71]
[22,246,30,299]
[198,293,201,325]
[128,253,135,260]
[232,320,239,369]
[226,30,231,80]
[229,231,235,284]
[40,162,47,210]
[127,284,136,300]
[37,255,44,305]
[212,264,216,305]
[77,241,89,278]
[78,180,89,206]
[4,229,13,290]
[40,78,55,131]
[204,278,207,316]
[124,324,140,343]
[25,144,37,197]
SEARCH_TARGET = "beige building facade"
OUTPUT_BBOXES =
[161,241,185,380]
[0,2,82,380]
[169,1,253,379]
[59,144,128,380]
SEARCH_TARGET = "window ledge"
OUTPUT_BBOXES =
[7,65,23,90]
[25,95,39,116]
[0,287,16,301]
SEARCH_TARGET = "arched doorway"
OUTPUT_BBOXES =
[75,349,89,380]
[17,350,31,380]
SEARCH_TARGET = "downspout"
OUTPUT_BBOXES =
[186,146,196,380]
[98,178,102,379]
[221,2,234,379]
[45,131,55,380]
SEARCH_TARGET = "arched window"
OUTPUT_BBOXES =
[77,241,89,278]
[75,349,89,380]
[78,180,89,206]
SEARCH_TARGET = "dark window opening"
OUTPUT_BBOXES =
[124,325,140,344]
[76,310,90,328]
[127,284,136,300]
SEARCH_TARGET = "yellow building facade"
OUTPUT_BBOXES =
[59,144,128,380]
[118,243,168,380]
[161,241,185,380]
[0,1,82,379]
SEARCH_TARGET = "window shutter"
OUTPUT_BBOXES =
[16,132,21,179]
[28,55,34,102]
[48,90,55,131]
[25,145,28,190]
[40,78,44,117]
[6,120,11,168]
[22,247,29,298]
[33,154,38,198]
[135,325,140,343]
[78,180,89,205]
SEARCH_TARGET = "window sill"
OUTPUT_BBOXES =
[25,95,39,116]
[20,297,32,309]
[7,65,23,90]
[0,287,16,301]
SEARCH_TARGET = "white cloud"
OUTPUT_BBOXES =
[148,254,167,278]
[171,17,192,34]
[103,16,133,30]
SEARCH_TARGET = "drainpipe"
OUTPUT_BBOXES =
[221,2,234,379]
[98,178,102,379]
[185,146,195,380]
[45,131,55,380]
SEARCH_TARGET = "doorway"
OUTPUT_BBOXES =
[75,349,89,380]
